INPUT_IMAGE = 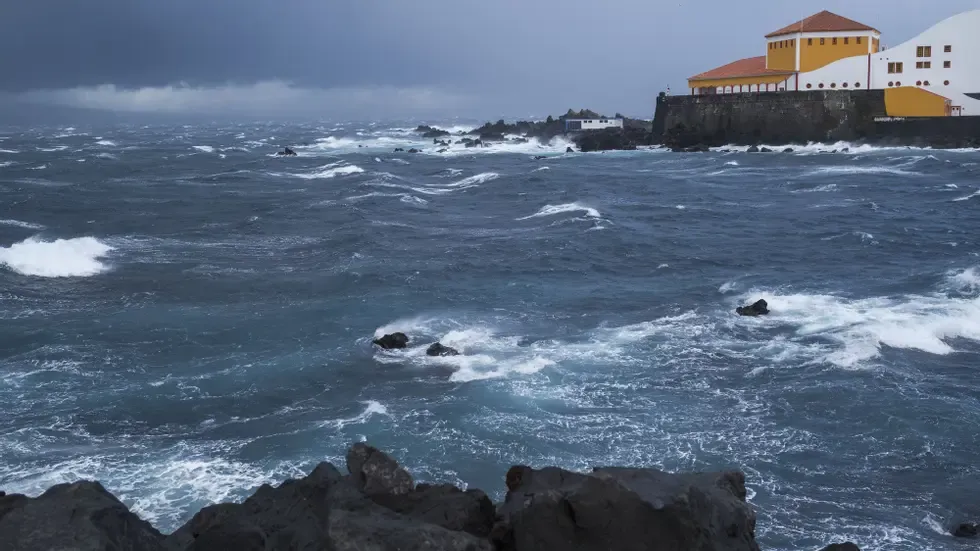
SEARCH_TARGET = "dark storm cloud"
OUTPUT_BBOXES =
[2,0,978,117]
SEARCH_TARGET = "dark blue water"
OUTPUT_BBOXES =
[2,123,980,550]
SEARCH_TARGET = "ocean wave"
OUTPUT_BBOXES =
[95,140,117,146]
[321,400,391,429]
[0,161,14,168]
[516,202,601,221]
[0,219,45,230]
[0,149,20,154]
[293,163,365,180]
[952,189,980,202]
[192,145,215,153]
[805,165,920,177]
[0,236,115,278]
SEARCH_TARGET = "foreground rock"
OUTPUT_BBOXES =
[426,342,460,357]
[275,147,297,156]
[373,332,409,349]
[736,299,770,317]
[492,465,759,551]
[0,482,166,551]
[0,444,766,551]
[819,544,860,551]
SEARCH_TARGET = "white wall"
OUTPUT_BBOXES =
[799,54,869,91]
[869,9,980,115]
[572,119,624,130]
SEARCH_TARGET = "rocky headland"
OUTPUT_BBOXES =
[0,442,889,551]
[411,109,656,154]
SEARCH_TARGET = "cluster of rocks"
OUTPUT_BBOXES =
[736,299,770,317]
[0,443,877,551]
[274,147,297,157]
[373,332,459,357]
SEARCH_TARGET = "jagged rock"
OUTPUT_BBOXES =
[747,145,760,153]
[347,443,415,496]
[492,465,759,551]
[736,299,769,317]
[394,148,405,152]
[437,148,448,153]
[416,125,450,138]
[0,481,166,551]
[167,458,490,551]
[953,522,978,538]
[783,148,794,153]
[426,343,459,357]
[566,147,574,153]
[370,483,495,537]
[276,147,297,156]
[841,147,850,153]
[818,544,860,551]
[760,147,773,153]
[408,148,422,154]
[373,332,409,349]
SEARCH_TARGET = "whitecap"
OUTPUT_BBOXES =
[0,219,45,230]
[322,401,390,429]
[294,163,365,179]
[0,236,115,277]
[95,140,116,146]
[953,189,980,202]
[192,145,215,153]
[516,202,600,221]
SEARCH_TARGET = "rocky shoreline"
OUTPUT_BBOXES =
[0,443,876,551]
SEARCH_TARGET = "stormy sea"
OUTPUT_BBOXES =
[1,122,979,551]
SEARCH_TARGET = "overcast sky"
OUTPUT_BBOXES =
[1,0,977,120]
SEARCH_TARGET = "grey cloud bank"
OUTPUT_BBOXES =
[2,0,978,120]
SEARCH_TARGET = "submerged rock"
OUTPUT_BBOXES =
[783,148,794,153]
[953,522,978,538]
[408,148,422,154]
[373,332,409,349]
[275,147,297,156]
[736,299,769,317]
[426,342,460,357]
[394,148,405,152]
[760,147,773,153]
[492,465,760,551]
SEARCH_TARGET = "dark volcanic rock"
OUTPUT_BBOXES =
[167,458,490,551]
[953,522,978,538]
[760,147,773,153]
[373,332,409,349]
[818,544,861,551]
[408,148,422,154]
[370,483,495,537]
[276,147,297,156]
[736,299,769,317]
[783,148,794,153]
[347,443,415,496]
[394,148,405,152]
[746,145,760,153]
[566,146,574,153]
[0,481,165,551]
[492,465,759,551]
[416,125,450,138]
[426,342,459,357]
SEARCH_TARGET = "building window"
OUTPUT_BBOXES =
[944,60,951,68]
[791,39,795,47]
[855,82,861,88]
[944,45,952,52]
[832,37,838,45]
[844,37,849,45]
[916,80,922,86]
[830,83,837,88]
[857,37,862,45]
[896,81,901,86]
[916,46,932,57]
[843,82,849,88]
[916,61,932,69]
[806,83,812,89]
[820,38,825,45]
[808,38,813,45]
[924,81,930,86]
[888,62,906,74]
[944,80,950,85]
[818,83,824,88]
[888,81,894,87]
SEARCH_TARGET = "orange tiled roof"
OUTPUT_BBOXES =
[688,56,794,82]
[766,10,878,38]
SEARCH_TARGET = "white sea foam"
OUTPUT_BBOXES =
[37,146,69,152]
[322,401,390,429]
[805,165,919,177]
[30,164,48,170]
[792,183,838,193]
[516,202,601,221]
[724,161,739,166]
[719,280,738,293]
[95,140,116,146]
[532,166,550,172]
[0,237,115,277]
[0,162,13,168]
[0,149,20,154]
[0,219,45,230]
[192,145,215,153]
[294,163,365,179]
[733,283,980,368]
[952,189,980,202]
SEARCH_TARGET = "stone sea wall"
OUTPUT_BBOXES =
[653,90,980,149]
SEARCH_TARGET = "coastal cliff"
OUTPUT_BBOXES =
[654,90,980,149]
[0,443,860,551]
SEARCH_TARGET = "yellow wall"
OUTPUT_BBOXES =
[767,39,797,71]
[799,35,870,72]
[884,87,949,117]
[688,74,791,91]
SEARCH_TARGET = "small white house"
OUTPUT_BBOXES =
[564,118,624,131]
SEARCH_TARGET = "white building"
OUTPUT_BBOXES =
[564,118,624,131]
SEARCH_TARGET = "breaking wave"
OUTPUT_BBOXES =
[0,237,115,278]
[516,202,601,221]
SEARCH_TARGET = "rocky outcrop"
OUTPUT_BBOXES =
[736,299,770,317]
[818,544,860,551]
[416,125,450,138]
[373,332,409,349]
[0,444,768,551]
[0,481,166,551]
[275,147,297,156]
[953,522,978,538]
[426,342,460,357]
[492,465,759,551]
